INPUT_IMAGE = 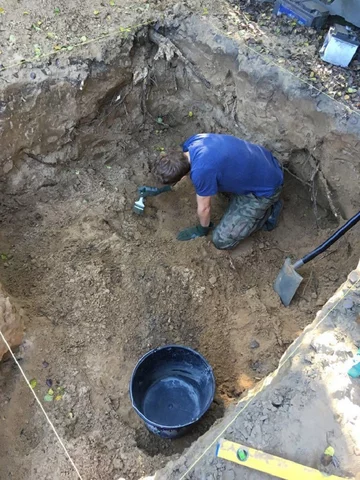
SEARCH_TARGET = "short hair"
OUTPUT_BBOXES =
[153,152,190,185]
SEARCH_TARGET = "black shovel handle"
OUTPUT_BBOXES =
[295,210,360,269]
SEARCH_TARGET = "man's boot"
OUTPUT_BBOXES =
[262,199,283,231]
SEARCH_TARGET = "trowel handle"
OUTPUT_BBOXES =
[138,185,172,197]
[296,210,360,269]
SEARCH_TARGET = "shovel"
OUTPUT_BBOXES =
[274,210,360,306]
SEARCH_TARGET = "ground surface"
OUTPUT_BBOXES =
[156,263,360,480]
[0,105,358,479]
[231,0,360,111]
[1,0,360,112]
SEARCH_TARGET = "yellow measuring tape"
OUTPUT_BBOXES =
[216,439,353,480]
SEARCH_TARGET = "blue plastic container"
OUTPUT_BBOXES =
[130,345,215,439]
[273,0,329,30]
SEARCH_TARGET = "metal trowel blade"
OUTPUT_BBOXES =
[133,197,145,215]
[133,204,144,215]
[274,258,303,307]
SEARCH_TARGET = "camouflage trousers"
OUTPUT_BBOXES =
[212,187,282,250]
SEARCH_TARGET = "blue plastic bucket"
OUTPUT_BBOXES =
[130,345,215,439]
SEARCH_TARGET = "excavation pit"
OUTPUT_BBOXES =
[0,10,359,480]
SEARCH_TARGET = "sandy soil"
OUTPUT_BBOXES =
[1,0,359,112]
[0,1,359,479]
[155,263,360,480]
[0,105,358,479]
[0,0,221,71]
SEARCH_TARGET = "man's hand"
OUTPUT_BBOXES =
[138,185,172,197]
[177,223,213,241]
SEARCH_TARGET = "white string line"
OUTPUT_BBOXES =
[0,330,84,480]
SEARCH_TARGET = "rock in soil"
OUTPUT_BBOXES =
[0,283,24,360]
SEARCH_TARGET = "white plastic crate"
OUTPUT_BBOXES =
[320,24,360,68]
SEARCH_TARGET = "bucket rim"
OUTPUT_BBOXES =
[129,344,216,430]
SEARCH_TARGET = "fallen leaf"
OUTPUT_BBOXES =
[203,7,209,15]
[75,170,80,175]
[310,71,315,78]
[44,394,53,402]
[1,253,7,260]
[156,116,163,124]
[106,165,112,169]
[23,11,30,15]
[53,45,62,51]
[93,10,100,15]
[37,20,42,26]
[30,379,37,389]
[188,111,193,117]
[47,32,55,39]
[67,46,74,51]
[0,7,5,14]
[347,87,357,94]
[34,44,41,57]
[54,7,60,14]
[55,395,63,401]
[344,95,350,100]
[68,411,74,419]
[47,388,54,395]
[80,35,87,42]
[109,0,115,5]
[32,24,41,32]
[324,446,335,457]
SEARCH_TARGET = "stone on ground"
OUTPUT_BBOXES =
[0,283,24,360]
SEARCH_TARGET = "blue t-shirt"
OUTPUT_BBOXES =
[182,134,283,197]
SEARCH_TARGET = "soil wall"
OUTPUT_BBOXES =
[0,12,359,218]
[0,10,359,480]
[155,261,360,480]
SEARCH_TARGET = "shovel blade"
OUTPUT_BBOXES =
[274,258,303,307]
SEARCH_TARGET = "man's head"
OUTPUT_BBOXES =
[153,152,190,185]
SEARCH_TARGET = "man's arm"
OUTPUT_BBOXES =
[197,195,211,227]
[176,194,213,241]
